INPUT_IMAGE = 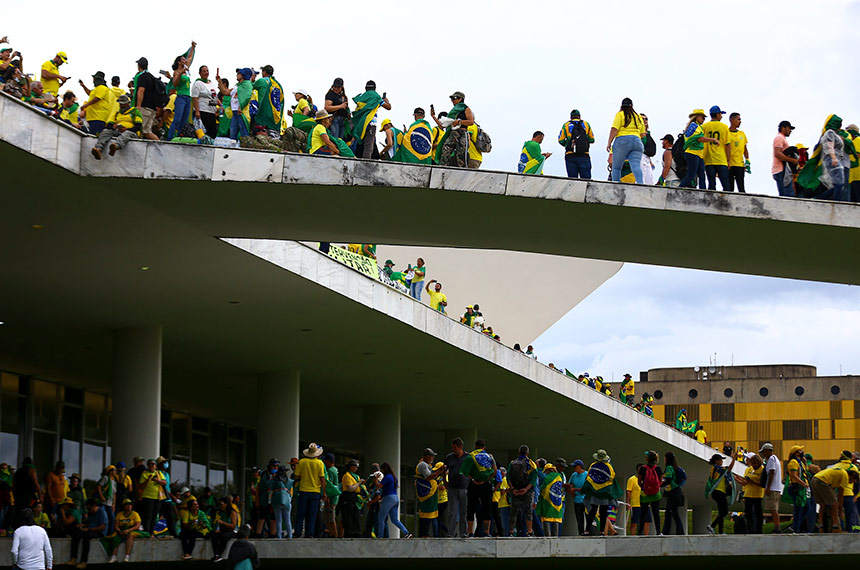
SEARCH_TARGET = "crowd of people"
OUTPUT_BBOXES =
[1,38,857,200]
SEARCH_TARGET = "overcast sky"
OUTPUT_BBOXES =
[7,0,858,377]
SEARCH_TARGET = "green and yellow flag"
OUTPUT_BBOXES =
[518,140,545,174]
[350,91,383,140]
[461,449,496,482]
[537,471,565,521]
[394,119,434,163]
[252,75,284,131]
[581,461,623,500]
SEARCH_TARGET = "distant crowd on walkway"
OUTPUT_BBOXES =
[1,38,857,201]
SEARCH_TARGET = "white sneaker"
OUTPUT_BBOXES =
[706,525,715,535]
[109,555,118,563]
[123,555,130,563]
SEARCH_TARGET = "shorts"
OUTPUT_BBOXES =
[764,490,781,512]
[141,108,157,135]
[322,502,336,524]
[631,506,643,525]
[811,478,836,506]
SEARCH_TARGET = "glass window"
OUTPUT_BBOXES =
[724,388,733,398]
[1,374,21,434]
[190,462,206,492]
[83,442,105,488]
[61,439,81,475]
[228,442,243,495]
[84,393,107,441]
[191,417,209,433]
[795,386,805,396]
[160,426,170,460]
[33,380,59,432]
[191,433,208,465]
[211,423,227,464]
[0,432,19,466]
[61,405,82,441]
[172,413,190,458]
[171,459,188,487]
[688,389,698,399]
[64,386,84,406]
[759,387,769,397]
[33,431,57,479]
[245,430,257,469]
[228,426,244,441]
[209,466,225,496]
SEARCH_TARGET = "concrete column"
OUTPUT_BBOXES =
[691,505,711,535]
[111,326,162,463]
[680,504,689,535]
[365,404,402,537]
[561,501,581,536]
[257,371,300,466]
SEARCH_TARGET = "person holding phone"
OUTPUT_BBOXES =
[166,43,196,140]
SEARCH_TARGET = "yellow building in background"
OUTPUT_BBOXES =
[643,364,856,465]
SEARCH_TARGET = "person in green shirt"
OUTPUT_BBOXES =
[322,453,341,538]
[166,43,196,140]
[518,131,552,174]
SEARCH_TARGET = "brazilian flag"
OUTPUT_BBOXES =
[416,478,439,517]
[350,91,383,140]
[252,76,284,131]
[394,119,434,163]
[292,111,316,134]
[797,114,856,194]
[537,471,565,522]
[434,103,467,164]
[581,461,623,500]
[461,449,496,482]
[518,140,545,174]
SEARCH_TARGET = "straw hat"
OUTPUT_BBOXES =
[313,110,333,122]
[303,442,324,458]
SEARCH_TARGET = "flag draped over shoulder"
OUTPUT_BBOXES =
[581,461,623,500]
[350,91,383,140]
[394,119,434,163]
[537,471,565,521]
[461,449,496,482]
[518,140,545,174]
[292,112,317,134]
[797,114,856,193]
[252,76,284,131]
[434,103,467,164]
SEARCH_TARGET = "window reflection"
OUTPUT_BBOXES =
[33,380,58,431]
[190,463,206,493]
[171,459,188,487]
[0,433,19,465]
[61,439,80,475]
[84,393,107,441]
[83,442,104,491]
[209,467,225,497]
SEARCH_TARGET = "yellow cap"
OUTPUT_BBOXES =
[434,462,444,470]
[380,118,391,130]
[57,52,68,62]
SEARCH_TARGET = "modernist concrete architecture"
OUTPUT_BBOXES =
[2,91,859,550]
[645,364,860,465]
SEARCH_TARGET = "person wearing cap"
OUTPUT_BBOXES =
[772,121,799,196]
[702,106,732,191]
[415,449,444,537]
[424,280,447,314]
[431,91,474,167]
[758,442,783,533]
[727,113,750,192]
[0,45,18,75]
[340,459,364,538]
[382,259,395,277]
[90,94,142,160]
[324,78,350,140]
[40,52,68,98]
[518,131,552,175]
[216,68,253,140]
[812,465,859,533]
[393,108,435,164]
[379,118,402,160]
[293,443,326,538]
[656,134,678,187]
[176,487,196,518]
[79,71,116,135]
[783,445,812,532]
[558,109,595,179]
[250,64,283,136]
[107,498,144,563]
[289,89,313,118]
[460,305,476,327]
[829,450,859,531]
[265,460,292,540]
[350,80,391,159]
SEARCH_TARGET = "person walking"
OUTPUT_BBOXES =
[660,452,685,535]
[581,449,621,536]
[606,98,645,183]
[705,453,735,535]
[375,462,411,538]
[558,109,594,179]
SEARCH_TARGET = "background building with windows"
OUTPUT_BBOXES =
[646,364,858,465]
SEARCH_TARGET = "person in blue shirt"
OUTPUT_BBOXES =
[567,460,588,536]
[67,498,107,567]
[375,463,411,538]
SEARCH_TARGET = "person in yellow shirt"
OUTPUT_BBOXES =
[702,105,732,191]
[679,109,721,189]
[424,280,447,314]
[606,97,646,183]
[308,110,340,155]
[40,51,68,97]
[79,71,115,135]
[735,453,765,533]
[830,450,859,531]
[289,90,313,117]
[107,499,144,563]
[695,425,708,445]
[293,443,326,538]
[727,113,750,192]
[846,123,860,202]
[91,94,142,160]
[467,124,482,169]
[179,499,210,560]
[626,465,642,536]
[812,467,858,533]
[108,75,125,119]
[138,459,167,535]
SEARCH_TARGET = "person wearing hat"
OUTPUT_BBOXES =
[379,118,403,160]
[558,109,595,179]
[350,80,391,159]
[430,91,474,167]
[772,120,799,196]
[702,105,732,191]
[830,450,859,531]
[78,71,115,135]
[40,51,68,97]
[0,45,18,75]
[382,259,395,278]
[727,112,750,192]
[293,443,326,538]
[340,459,364,538]
[657,134,681,187]
[90,93,142,160]
[783,444,812,532]
[55,496,81,538]
[215,67,253,140]
[308,109,341,156]
[106,498,144,563]
[758,443,783,533]
[460,306,476,327]
[324,78,350,139]
[678,109,721,189]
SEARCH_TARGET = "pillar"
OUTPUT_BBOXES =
[691,505,711,535]
[111,326,162,463]
[257,371,300,466]
[365,404,402,537]
[680,504,689,535]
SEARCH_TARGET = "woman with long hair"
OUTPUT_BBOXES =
[376,462,412,538]
[661,452,685,535]
[735,453,765,533]
[606,98,646,183]
[637,451,662,535]
[705,453,735,534]
[679,109,720,188]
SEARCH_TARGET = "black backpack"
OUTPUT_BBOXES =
[643,133,657,157]
[152,77,169,108]
[671,134,687,179]
[565,120,591,155]
[508,458,530,489]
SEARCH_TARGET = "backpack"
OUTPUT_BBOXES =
[643,133,657,157]
[474,127,492,153]
[642,464,661,496]
[675,466,687,487]
[671,134,687,179]
[759,466,768,489]
[152,77,169,108]
[508,458,530,490]
[565,120,591,155]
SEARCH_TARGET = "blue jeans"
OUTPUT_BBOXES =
[705,164,730,191]
[273,503,291,539]
[565,154,592,179]
[330,116,346,140]
[773,167,794,197]
[229,113,249,140]
[167,95,192,140]
[377,494,409,537]
[88,120,106,135]
[499,506,510,536]
[294,491,321,538]
[410,281,423,301]
[611,135,644,183]
[842,495,858,531]
[680,153,705,188]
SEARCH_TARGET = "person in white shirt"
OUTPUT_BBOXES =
[11,508,53,570]
[191,66,219,138]
[760,443,783,533]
